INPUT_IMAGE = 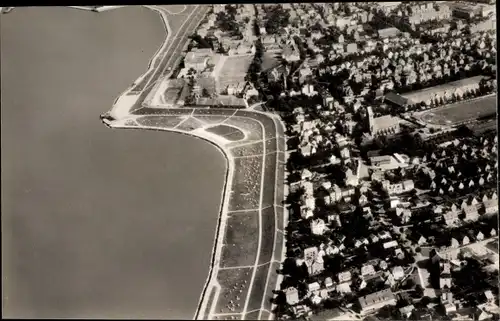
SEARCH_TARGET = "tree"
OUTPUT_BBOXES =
[414,284,424,298]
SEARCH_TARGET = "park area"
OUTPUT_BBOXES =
[215,267,253,314]
[135,115,185,128]
[228,156,263,211]
[417,95,496,126]
[217,54,254,90]
[220,212,260,268]
[205,125,246,142]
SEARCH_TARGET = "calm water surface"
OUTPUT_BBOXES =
[1,6,225,318]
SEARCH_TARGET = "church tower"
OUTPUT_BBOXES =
[367,106,375,134]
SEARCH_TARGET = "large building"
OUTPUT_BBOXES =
[358,288,397,314]
[184,48,213,71]
[400,76,485,106]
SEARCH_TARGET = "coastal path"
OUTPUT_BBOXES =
[104,107,287,320]
[100,4,288,319]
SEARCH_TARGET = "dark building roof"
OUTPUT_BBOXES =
[384,91,409,107]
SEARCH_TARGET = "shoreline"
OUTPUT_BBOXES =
[106,122,234,320]
[104,4,287,319]
[109,5,173,119]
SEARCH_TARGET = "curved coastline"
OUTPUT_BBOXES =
[104,123,233,319]
[107,111,287,320]
[103,5,287,319]
[109,5,172,112]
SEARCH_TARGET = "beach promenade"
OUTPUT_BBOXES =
[95,5,287,320]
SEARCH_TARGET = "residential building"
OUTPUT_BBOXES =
[285,287,300,305]
[358,288,397,314]
[304,247,325,276]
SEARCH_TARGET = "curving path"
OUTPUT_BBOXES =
[104,107,286,321]
[97,5,288,320]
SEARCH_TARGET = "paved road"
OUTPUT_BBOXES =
[128,5,210,112]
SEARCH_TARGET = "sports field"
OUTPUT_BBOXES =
[417,95,497,126]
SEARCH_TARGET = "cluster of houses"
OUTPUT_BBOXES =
[203,2,500,320]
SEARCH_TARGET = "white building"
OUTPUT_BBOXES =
[311,218,327,235]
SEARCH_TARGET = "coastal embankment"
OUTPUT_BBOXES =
[100,4,288,319]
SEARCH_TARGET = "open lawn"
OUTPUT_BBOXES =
[213,314,242,320]
[278,151,285,164]
[123,119,138,126]
[135,115,185,128]
[260,310,271,320]
[261,152,277,208]
[230,142,264,158]
[262,262,281,312]
[215,268,253,314]
[205,125,246,141]
[275,118,285,137]
[218,55,253,89]
[224,117,264,142]
[246,263,271,312]
[244,310,261,320]
[175,117,204,131]
[193,115,230,125]
[258,206,276,265]
[265,137,278,154]
[278,136,286,153]
[228,156,263,211]
[273,229,284,262]
[418,95,496,126]
[193,108,236,117]
[236,111,277,136]
[133,107,193,116]
[276,166,286,206]
[220,213,260,268]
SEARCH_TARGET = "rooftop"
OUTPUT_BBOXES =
[401,76,485,104]
[359,288,396,309]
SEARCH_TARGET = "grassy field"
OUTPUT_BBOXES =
[273,229,284,262]
[262,152,277,208]
[246,263,271,312]
[276,165,286,206]
[419,95,497,126]
[220,213,260,268]
[206,125,245,141]
[244,310,261,320]
[265,137,278,154]
[135,115,185,128]
[278,136,286,153]
[224,117,264,142]
[260,310,271,320]
[213,314,242,320]
[230,142,264,158]
[259,206,276,265]
[133,107,193,116]
[228,156,263,211]
[193,115,230,125]
[175,117,204,131]
[218,55,253,89]
[215,268,253,314]
[235,110,276,136]
[263,262,281,312]
[193,108,236,117]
